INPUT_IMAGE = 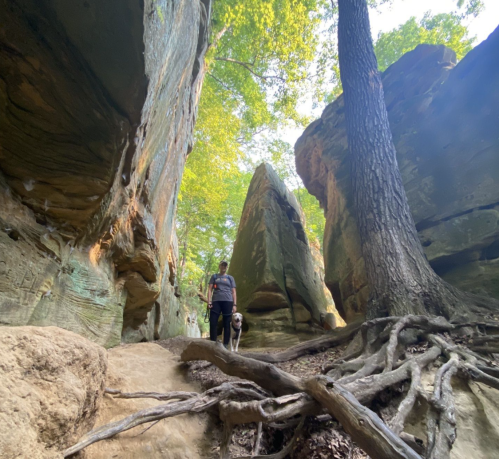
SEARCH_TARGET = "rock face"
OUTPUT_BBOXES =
[296,28,499,323]
[229,163,331,347]
[85,342,209,459]
[309,240,346,328]
[0,326,107,458]
[0,0,211,346]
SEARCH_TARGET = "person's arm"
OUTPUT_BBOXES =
[232,288,237,313]
[207,283,213,308]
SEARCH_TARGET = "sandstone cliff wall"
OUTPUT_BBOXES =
[0,0,211,346]
[296,27,499,322]
[230,163,334,347]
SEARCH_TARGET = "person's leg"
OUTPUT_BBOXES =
[221,301,233,346]
[209,302,222,342]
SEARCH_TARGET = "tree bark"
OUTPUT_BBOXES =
[305,376,422,459]
[181,339,305,395]
[337,0,499,320]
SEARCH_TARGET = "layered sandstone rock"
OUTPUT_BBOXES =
[0,326,107,458]
[0,0,210,345]
[296,27,499,322]
[230,163,332,347]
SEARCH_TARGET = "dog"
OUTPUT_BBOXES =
[230,312,243,352]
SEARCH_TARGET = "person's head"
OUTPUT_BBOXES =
[218,260,228,274]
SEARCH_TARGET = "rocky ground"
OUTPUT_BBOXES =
[158,336,367,459]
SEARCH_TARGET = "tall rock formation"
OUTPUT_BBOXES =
[296,26,499,323]
[230,163,333,347]
[0,0,211,346]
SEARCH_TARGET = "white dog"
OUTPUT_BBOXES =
[230,312,243,352]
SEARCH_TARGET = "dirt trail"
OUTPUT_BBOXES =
[85,343,209,459]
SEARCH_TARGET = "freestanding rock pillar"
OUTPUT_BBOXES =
[230,163,334,347]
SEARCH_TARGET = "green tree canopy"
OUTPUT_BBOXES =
[177,0,482,297]
[374,12,475,71]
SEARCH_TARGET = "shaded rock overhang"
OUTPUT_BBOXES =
[0,0,147,226]
[0,0,212,346]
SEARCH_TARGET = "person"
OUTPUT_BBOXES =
[207,260,237,349]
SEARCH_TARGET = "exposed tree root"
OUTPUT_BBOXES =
[63,382,268,457]
[241,319,363,363]
[104,387,199,401]
[65,314,499,459]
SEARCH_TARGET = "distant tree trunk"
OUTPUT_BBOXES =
[337,0,498,319]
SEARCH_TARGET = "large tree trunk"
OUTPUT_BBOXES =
[337,0,498,320]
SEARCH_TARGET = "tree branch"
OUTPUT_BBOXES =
[214,57,286,82]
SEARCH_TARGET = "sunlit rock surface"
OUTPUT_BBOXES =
[296,26,499,322]
[0,326,107,458]
[0,0,211,346]
[230,163,334,347]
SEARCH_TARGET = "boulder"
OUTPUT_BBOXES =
[0,326,107,458]
[229,163,332,347]
[296,27,499,322]
[85,343,208,459]
[0,0,211,345]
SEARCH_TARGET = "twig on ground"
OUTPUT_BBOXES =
[234,417,305,459]
[253,422,263,456]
